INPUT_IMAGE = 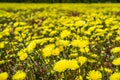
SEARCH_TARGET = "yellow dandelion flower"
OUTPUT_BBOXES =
[60,30,71,38]
[71,40,81,47]
[19,53,28,61]
[75,75,83,80]
[17,49,28,61]
[75,20,86,27]
[112,58,120,66]
[110,72,120,80]
[0,42,4,48]
[52,48,61,56]
[12,70,26,80]
[58,46,64,52]
[71,40,89,48]
[99,66,112,73]
[115,37,120,41]
[68,59,79,70]
[42,44,55,57]
[53,59,68,72]
[77,56,87,66]
[56,40,69,47]
[78,40,89,48]
[90,54,98,58]
[104,68,112,73]
[42,47,52,57]
[0,72,8,80]
[111,47,120,54]
[86,70,102,80]
[27,40,37,52]
[79,47,89,53]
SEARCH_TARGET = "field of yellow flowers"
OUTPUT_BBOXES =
[0,3,120,80]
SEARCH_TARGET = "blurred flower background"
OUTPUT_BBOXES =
[0,0,120,80]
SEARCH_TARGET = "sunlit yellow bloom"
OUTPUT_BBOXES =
[75,20,86,27]
[49,31,57,36]
[19,53,28,61]
[12,70,26,80]
[53,59,68,72]
[90,54,98,58]
[86,70,102,80]
[71,40,89,48]
[112,58,120,66]
[68,59,79,70]
[111,47,120,54]
[115,36,120,41]
[110,72,120,80]
[99,66,112,73]
[60,30,71,38]
[0,72,8,80]
[52,48,61,56]
[80,47,89,53]
[27,40,37,52]
[77,56,87,66]
[0,42,4,48]
[42,44,55,57]
[17,49,28,61]
[58,46,64,52]
[56,40,69,47]
[75,75,83,80]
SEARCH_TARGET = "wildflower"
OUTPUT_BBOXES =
[56,40,69,47]
[53,59,68,72]
[42,47,52,57]
[42,44,55,57]
[112,58,120,66]
[17,49,28,61]
[49,31,57,36]
[79,47,89,53]
[0,42,4,48]
[99,66,112,73]
[0,72,8,80]
[111,47,120,54]
[110,72,120,80]
[68,59,79,70]
[90,54,98,58]
[104,68,112,73]
[71,40,81,47]
[19,53,28,61]
[12,70,26,80]
[71,40,89,48]
[75,20,86,27]
[60,30,71,38]
[69,53,78,57]
[77,56,87,66]
[115,37,120,41]
[75,75,83,80]
[27,40,37,52]
[86,70,102,80]
[78,40,89,48]
[58,46,64,52]
[52,48,61,56]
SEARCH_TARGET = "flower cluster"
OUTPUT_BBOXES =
[0,3,120,80]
